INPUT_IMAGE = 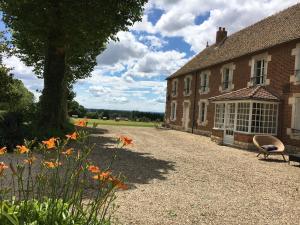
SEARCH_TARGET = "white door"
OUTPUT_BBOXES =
[183,102,190,131]
[224,103,235,145]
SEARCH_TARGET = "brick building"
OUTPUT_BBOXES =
[165,3,300,150]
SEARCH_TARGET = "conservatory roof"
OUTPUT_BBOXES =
[208,86,280,102]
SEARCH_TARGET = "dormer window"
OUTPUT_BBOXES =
[248,53,270,87]
[171,79,178,97]
[183,75,192,96]
[199,71,210,94]
[219,63,235,92]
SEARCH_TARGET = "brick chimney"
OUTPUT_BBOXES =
[216,27,227,44]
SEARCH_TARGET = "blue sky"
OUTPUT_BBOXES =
[2,0,299,112]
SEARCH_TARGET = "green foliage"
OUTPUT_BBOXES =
[68,100,87,118]
[73,118,156,128]
[0,198,111,225]
[0,111,26,150]
[1,0,148,81]
[0,66,34,112]
[0,130,128,224]
[86,111,100,119]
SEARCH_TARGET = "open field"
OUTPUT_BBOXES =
[71,118,157,127]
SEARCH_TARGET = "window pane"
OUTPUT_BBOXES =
[295,98,300,130]
[250,102,278,134]
[236,103,250,132]
[214,103,225,128]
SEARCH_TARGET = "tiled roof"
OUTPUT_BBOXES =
[167,3,300,79]
[208,86,280,102]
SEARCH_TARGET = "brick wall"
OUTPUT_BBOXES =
[165,39,300,149]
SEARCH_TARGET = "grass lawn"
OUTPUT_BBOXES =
[72,118,157,127]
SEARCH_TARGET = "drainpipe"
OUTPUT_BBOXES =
[192,72,198,133]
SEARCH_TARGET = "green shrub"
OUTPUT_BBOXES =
[0,198,111,225]
[0,123,131,224]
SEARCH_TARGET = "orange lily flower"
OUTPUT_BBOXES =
[62,148,73,156]
[0,162,8,176]
[75,119,88,127]
[0,147,7,155]
[24,156,37,165]
[88,165,101,173]
[119,136,133,146]
[110,177,128,190]
[66,132,78,140]
[42,137,57,149]
[92,171,111,181]
[16,145,29,154]
[43,161,62,169]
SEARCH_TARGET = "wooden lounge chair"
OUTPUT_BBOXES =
[253,135,286,161]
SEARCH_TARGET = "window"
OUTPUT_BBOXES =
[251,102,278,134]
[184,76,192,96]
[223,68,230,90]
[252,59,266,85]
[213,101,278,134]
[198,101,208,125]
[200,73,209,93]
[236,103,250,132]
[295,51,300,81]
[170,101,177,121]
[293,98,300,130]
[172,79,178,96]
[214,103,225,128]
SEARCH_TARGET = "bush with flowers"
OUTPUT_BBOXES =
[0,119,132,225]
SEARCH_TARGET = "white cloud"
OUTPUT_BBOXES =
[2,56,42,100]
[127,50,187,78]
[97,31,148,65]
[138,35,167,50]
[134,0,299,52]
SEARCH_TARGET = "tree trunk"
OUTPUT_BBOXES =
[39,38,68,132]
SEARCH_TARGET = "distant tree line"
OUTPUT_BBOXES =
[68,106,164,122]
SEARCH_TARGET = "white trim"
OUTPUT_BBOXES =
[288,93,300,139]
[248,52,271,87]
[212,100,279,135]
[197,99,209,126]
[182,100,191,130]
[219,63,235,92]
[171,78,178,97]
[170,100,177,121]
[199,70,211,95]
[291,43,300,85]
[183,75,192,96]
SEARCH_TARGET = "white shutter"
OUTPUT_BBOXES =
[295,98,300,129]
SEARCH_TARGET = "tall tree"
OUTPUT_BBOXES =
[0,0,147,131]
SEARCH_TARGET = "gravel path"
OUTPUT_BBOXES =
[2,126,298,224]
[88,126,300,225]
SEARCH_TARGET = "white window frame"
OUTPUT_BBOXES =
[198,99,209,126]
[287,93,300,139]
[248,53,271,87]
[170,100,177,121]
[291,43,300,85]
[171,79,178,97]
[214,103,225,129]
[219,63,235,92]
[199,70,210,94]
[213,100,279,135]
[183,75,192,96]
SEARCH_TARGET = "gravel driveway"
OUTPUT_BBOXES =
[89,126,299,225]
